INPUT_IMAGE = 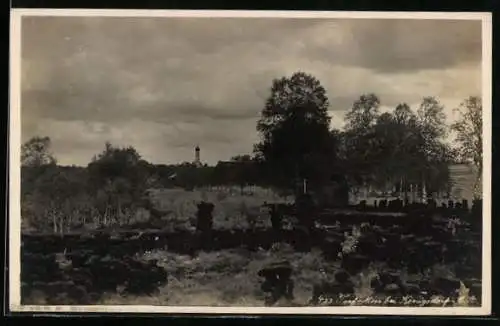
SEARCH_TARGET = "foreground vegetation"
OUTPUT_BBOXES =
[21,187,482,307]
[22,232,481,307]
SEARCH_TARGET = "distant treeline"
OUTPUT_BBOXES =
[20,144,276,233]
[151,156,266,191]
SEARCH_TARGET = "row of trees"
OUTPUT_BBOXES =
[20,71,483,232]
[254,72,483,200]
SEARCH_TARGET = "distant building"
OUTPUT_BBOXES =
[448,163,479,202]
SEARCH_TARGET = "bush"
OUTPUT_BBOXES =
[21,156,152,233]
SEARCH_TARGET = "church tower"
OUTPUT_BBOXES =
[194,145,201,167]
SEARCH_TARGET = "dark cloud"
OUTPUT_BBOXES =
[19,15,483,166]
[313,19,482,74]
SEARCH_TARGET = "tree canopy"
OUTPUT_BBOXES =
[451,96,483,199]
[341,96,452,197]
[87,142,151,215]
[255,71,338,193]
[21,136,57,167]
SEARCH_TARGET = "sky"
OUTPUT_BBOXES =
[20,16,483,166]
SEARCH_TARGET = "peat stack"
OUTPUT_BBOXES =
[258,260,294,306]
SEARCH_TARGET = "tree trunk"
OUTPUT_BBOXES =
[422,181,427,204]
[59,215,64,237]
[399,177,408,202]
[473,164,482,199]
[67,209,73,233]
[117,200,122,225]
[67,212,72,233]
[52,209,58,234]
[104,205,108,226]
[94,208,100,227]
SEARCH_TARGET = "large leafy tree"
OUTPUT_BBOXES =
[21,136,57,167]
[371,109,413,191]
[416,97,449,161]
[342,94,381,188]
[87,142,151,219]
[451,96,483,199]
[254,72,337,194]
[414,97,452,195]
[344,93,381,132]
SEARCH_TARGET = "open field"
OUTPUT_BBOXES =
[147,187,291,231]
[21,188,482,307]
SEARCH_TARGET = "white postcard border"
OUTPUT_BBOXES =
[8,9,493,316]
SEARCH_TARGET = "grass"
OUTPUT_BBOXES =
[146,187,290,231]
[23,242,480,307]
[95,244,332,306]
[92,243,479,307]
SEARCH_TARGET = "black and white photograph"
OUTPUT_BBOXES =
[9,9,492,315]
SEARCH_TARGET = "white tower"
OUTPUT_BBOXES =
[194,145,201,167]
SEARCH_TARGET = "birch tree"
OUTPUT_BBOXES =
[451,96,483,199]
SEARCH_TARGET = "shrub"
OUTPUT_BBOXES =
[351,263,381,299]
[339,225,362,258]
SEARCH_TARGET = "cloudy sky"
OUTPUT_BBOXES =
[20,15,482,166]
